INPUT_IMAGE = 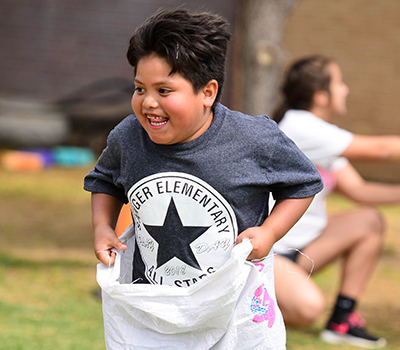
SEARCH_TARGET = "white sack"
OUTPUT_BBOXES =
[97,225,286,349]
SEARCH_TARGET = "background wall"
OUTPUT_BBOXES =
[0,0,237,105]
[282,0,400,182]
[1,0,399,181]
[0,0,238,151]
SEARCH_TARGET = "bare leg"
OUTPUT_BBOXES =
[274,207,385,326]
[274,254,325,326]
[300,207,385,299]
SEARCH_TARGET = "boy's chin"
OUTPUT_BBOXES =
[148,134,173,145]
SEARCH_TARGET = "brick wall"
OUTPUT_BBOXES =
[283,0,400,182]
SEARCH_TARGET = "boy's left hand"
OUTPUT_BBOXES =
[236,226,275,261]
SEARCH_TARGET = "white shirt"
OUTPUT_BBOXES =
[274,109,354,252]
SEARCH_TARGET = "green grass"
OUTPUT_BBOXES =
[0,265,104,350]
[0,166,399,349]
[0,167,103,349]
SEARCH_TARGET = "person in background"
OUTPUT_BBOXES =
[272,55,400,349]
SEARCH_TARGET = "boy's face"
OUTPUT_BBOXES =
[131,55,216,145]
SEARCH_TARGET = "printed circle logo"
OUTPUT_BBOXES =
[127,172,238,287]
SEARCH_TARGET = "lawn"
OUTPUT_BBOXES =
[0,166,399,349]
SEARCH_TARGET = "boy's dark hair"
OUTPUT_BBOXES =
[272,55,333,123]
[127,8,231,109]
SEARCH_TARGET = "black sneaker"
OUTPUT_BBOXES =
[320,312,387,349]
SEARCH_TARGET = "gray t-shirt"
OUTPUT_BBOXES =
[84,103,322,286]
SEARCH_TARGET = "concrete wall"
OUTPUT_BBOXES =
[283,0,400,182]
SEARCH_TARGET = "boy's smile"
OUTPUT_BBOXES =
[131,55,217,145]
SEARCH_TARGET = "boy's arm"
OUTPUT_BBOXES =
[236,197,313,261]
[92,192,127,266]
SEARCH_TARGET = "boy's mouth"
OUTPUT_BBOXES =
[146,115,168,127]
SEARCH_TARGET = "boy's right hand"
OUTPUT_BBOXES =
[94,224,127,266]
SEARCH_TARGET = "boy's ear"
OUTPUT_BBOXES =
[313,90,329,107]
[202,79,218,108]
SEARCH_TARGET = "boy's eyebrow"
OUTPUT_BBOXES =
[134,78,144,85]
[134,77,174,86]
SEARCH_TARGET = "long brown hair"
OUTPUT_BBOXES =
[272,55,333,123]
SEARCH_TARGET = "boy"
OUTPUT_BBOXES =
[84,8,322,349]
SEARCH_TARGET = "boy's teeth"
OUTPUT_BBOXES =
[151,120,167,126]
[148,116,167,126]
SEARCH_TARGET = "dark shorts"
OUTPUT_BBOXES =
[277,250,300,263]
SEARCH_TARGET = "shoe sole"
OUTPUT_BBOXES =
[320,329,387,349]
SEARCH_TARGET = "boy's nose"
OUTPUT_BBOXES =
[142,94,158,109]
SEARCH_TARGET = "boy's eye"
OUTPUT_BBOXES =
[134,87,144,94]
[159,88,171,95]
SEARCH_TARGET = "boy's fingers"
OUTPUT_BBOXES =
[96,249,113,266]
[115,240,127,251]
[95,239,127,266]
[235,231,248,244]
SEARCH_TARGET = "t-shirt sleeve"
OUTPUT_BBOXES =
[279,111,354,169]
[83,128,128,204]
